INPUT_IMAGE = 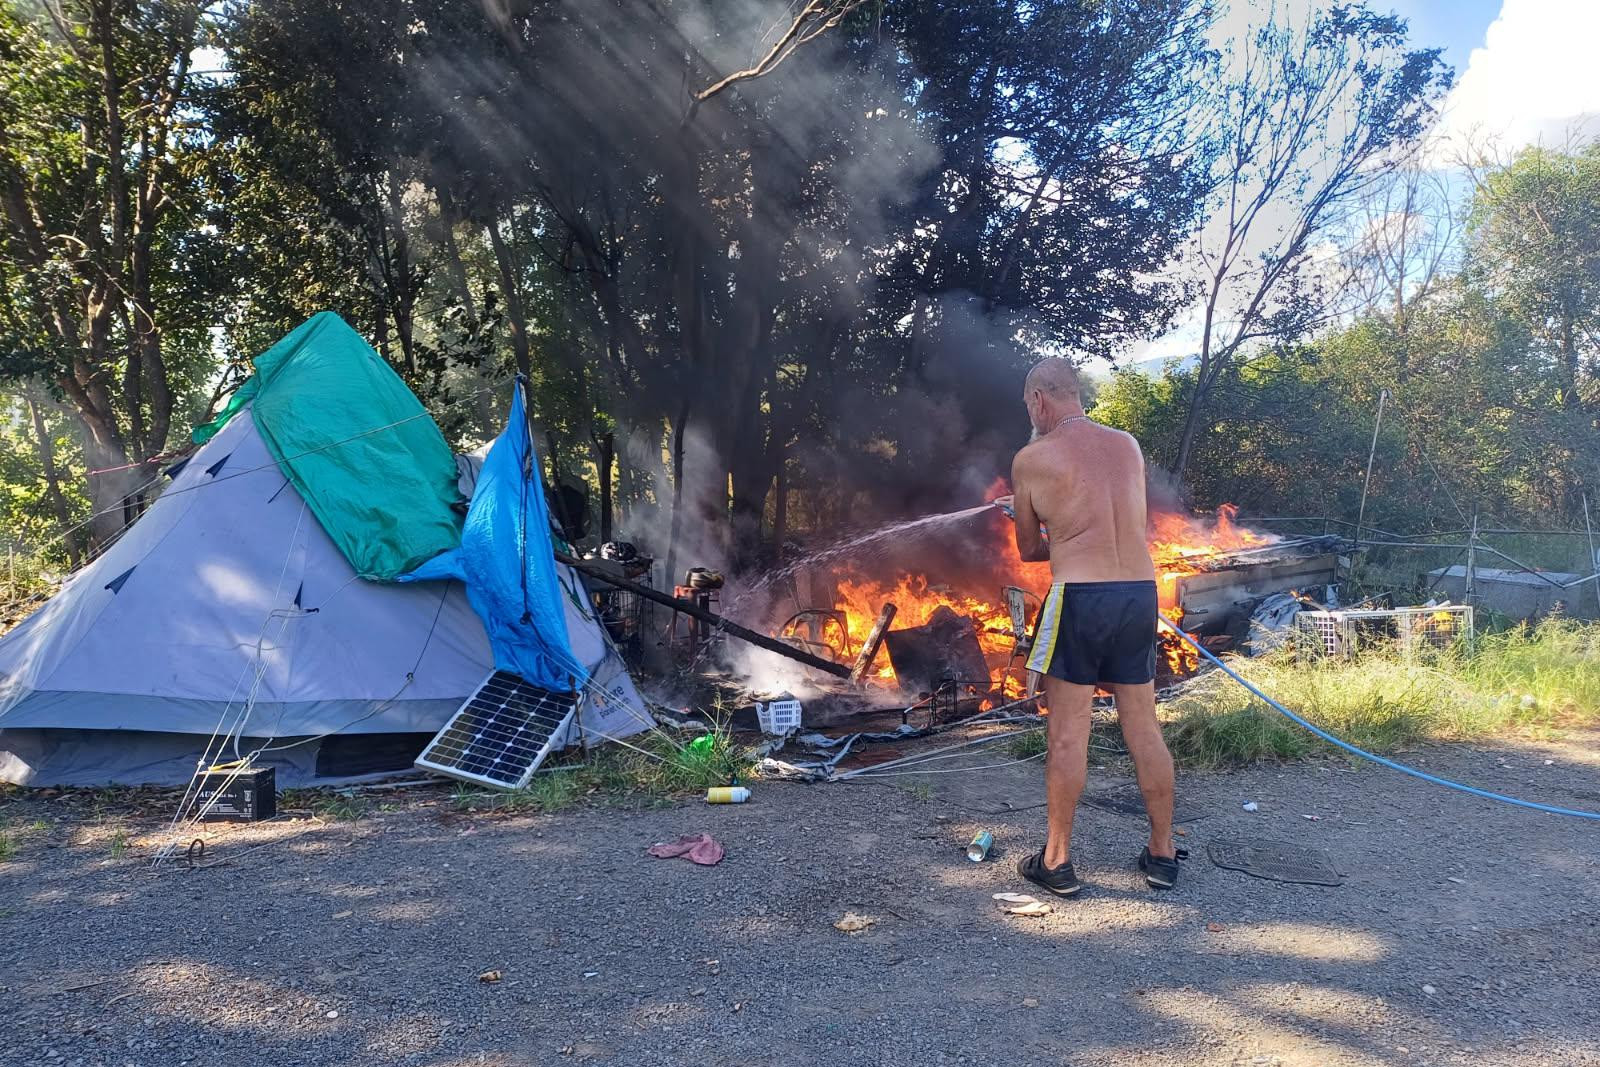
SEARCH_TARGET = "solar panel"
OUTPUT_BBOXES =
[415,671,582,789]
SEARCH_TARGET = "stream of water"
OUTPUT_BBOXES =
[715,503,998,631]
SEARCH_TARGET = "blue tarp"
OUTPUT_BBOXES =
[402,381,584,692]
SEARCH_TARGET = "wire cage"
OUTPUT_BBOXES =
[1294,605,1474,659]
[593,571,652,664]
[596,587,646,635]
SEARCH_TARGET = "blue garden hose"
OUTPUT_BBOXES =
[1159,617,1600,822]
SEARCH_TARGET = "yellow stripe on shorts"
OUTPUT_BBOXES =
[1026,583,1066,674]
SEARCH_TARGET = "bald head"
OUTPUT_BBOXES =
[1024,357,1081,400]
[1022,357,1085,439]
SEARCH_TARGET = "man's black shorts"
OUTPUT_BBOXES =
[1026,580,1158,686]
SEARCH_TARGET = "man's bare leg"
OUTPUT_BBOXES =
[1041,675,1095,868]
[1109,681,1175,858]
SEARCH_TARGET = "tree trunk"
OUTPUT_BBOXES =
[1174,288,1225,482]
[664,397,691,587]
[387,178,417,376]
[374,312,393,363]
[130,219,172,459]
[598,431,614,544]
[724,349,776,566]
[1561,312,1580,411]
[772,448,787,556]
[28,397,79,564]
[120,315,146,460]
[434,186,478,327]
[67,318,137,545]
[1173,378,1207,483]
[487,218,532,378]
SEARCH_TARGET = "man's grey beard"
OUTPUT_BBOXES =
[1029,424,1040,443]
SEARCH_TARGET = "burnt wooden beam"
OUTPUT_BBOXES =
[848,602,897,688]
[555,551,852,679]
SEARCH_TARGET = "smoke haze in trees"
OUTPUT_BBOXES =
[220,0,1216,567]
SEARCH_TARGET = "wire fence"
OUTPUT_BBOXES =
[1240,511,1600,621]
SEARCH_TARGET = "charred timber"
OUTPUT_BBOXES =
[555,551,852,679]
[849,603,897,686]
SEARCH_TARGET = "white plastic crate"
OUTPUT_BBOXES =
[756,698,803,736]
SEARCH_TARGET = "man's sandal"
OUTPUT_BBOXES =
[1136,846,1189,889]
[1018,850,1082,897]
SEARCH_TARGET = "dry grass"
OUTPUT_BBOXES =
[1161,619,1600,769]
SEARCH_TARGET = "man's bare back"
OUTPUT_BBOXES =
[1011,419,1157,584]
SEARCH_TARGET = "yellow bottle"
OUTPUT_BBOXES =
[705,786,751,804]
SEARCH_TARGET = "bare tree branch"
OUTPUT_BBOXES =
[693,0,866,102]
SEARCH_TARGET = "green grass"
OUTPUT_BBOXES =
[1007,728,1048,760]
[456,771,586,815]
[1005,721,1125,762]
[1458,619,1600,721]
[450,728,754,814]
[312,794,370,821]
[641,730,751,794]
[0,818,52,861]
[1162,618,1600,769]
[108,828,129,859]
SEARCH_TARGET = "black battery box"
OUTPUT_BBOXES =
[194,765,277,822]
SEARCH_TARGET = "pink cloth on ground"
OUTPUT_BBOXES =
[647,833,725,866]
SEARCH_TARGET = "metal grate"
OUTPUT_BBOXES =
[1294,605,1473,658]
[1207,839,1343,886]
[416,671,581,790]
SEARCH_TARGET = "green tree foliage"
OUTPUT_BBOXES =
[1,391,88,564]
[1462,144,1600,513]
[1095,139,1600,536]
[9,0,1582,588]
[1466,145,1600,409]
[0,1,221,542]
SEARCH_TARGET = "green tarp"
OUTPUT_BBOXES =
[192,312,463,581]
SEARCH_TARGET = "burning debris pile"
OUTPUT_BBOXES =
[750,503,1346,698]
[1151,504,1284,673]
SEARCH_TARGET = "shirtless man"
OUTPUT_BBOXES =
[1000,357,1182,894]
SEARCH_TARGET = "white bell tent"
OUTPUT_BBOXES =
[0,376,651,788]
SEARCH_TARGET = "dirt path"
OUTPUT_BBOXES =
[3,732,1598,1067]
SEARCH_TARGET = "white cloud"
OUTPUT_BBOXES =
[1435,0,1600,152]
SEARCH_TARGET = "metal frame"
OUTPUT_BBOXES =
[778,609,853,662]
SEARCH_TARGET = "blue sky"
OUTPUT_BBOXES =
[1388,0,1502,78]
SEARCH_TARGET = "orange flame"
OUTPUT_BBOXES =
[835,574,1023,687]
[796,500,1274,688]
[1147,504,1278,673]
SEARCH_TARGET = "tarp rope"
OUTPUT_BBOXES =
[1159,617,1600,822]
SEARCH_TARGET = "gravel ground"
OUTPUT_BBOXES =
[3,730,1599,1067]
